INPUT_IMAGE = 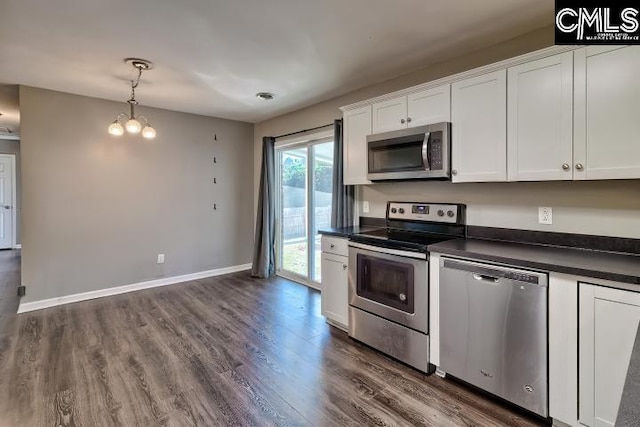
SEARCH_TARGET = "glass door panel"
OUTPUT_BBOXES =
[276,137,334,286]
[311,141,335,282]
[280,146,308,277]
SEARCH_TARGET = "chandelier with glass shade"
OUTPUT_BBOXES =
[108,58,156,139]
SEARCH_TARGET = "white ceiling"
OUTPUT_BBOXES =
[0,0,552,123]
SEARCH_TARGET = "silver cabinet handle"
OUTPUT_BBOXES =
[330,244,335,249]
[407,117,412,123]
[576,163,584,171]
[400,118,406,124]
[2,205,10,210]
[452,170,458,176]
[562,163,571,171]
[343,264,347,270]
[399,293,407,302]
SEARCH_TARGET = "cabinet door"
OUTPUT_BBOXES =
[451,70,507,182]
[574,46,640,180]
[321,252,349,329]
[407,84,451,127]
[579,284,640,427]
[507,52,574,181]
[343,105,372,185]
[372,96,407,133]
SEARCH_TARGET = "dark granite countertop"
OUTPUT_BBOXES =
[617,324,640,426]
[428,239,640,286]
[318,225,382,238]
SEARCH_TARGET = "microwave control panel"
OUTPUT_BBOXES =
[429,131,443,171]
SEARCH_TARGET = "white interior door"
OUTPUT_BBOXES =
[0,155,14,249]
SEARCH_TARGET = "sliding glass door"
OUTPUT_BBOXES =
[276,139,334,287]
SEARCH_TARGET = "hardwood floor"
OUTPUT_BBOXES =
[0,249,20,333]
[0,269,546,426]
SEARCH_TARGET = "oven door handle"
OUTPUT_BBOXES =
[348,241,426,259]
[422,131,431,171]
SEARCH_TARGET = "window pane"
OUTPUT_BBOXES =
[281,147,308,277]
[312,141,334,282]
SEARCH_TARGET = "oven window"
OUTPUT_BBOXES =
[369,141,425,173]
[357,254,414,313]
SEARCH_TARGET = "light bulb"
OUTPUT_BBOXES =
[142,125,156,139]
[108,121,124,136]
[125,118,142,134]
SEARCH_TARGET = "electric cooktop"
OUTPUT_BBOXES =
[349,202,467,254]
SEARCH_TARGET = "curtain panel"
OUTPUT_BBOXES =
[251,137,276,278]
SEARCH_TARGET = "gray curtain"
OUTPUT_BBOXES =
[251,137,276,278]
[331,119,355,228]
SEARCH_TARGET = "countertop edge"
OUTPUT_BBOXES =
[318,229,351,238]
[428,245,640,287]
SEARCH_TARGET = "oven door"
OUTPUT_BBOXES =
[348,242,428,333]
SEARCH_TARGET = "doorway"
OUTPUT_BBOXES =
[0,154,16,250]
[276,138,334,288]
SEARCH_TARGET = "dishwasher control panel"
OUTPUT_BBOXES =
[503,271,541,284]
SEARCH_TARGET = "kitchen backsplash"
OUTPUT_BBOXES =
[359,179,640,239]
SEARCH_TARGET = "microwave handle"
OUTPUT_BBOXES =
[421,132,431,171]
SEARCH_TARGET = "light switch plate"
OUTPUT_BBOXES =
[157,254,165,264]
[362,201,370,214]
[538,207,552,225]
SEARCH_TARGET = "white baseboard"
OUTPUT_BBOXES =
[17,263,252,314]
[13,244,21,249]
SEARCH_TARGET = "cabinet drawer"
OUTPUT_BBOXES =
[321,236,349,257]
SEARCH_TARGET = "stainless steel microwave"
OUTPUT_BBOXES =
[366,122,451,181]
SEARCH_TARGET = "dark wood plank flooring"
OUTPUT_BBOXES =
[0,249,20,332]
[0,269,545,426]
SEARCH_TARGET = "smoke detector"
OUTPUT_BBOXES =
[256,92,275,101]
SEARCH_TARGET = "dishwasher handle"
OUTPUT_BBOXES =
[472,273,500,283]
[442,258,546,286]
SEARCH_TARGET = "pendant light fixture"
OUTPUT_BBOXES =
[108,58,156,139]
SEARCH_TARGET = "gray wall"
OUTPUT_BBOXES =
[254,25,640,239]
[20,86,254,303]
[0,139,20,244]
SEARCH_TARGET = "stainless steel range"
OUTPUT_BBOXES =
[348,201,466,373]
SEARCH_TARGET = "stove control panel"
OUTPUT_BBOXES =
[387,202,460,224]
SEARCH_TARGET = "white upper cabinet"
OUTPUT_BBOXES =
[507,52,574,181]
[574,46,640,180]
[341,45,640,185]
[407,84,451,127]
[372,96,407,133]
[343,105,372,185]
[451,70,507,183]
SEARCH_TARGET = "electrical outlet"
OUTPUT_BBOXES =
[157,254,165,264]
[362,201,370,214]
[538,207,553,225]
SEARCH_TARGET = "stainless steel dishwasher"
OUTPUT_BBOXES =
[439,257,548,418]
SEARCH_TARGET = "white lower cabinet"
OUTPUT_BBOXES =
[320,237,349,330]
[579,284,640,427]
